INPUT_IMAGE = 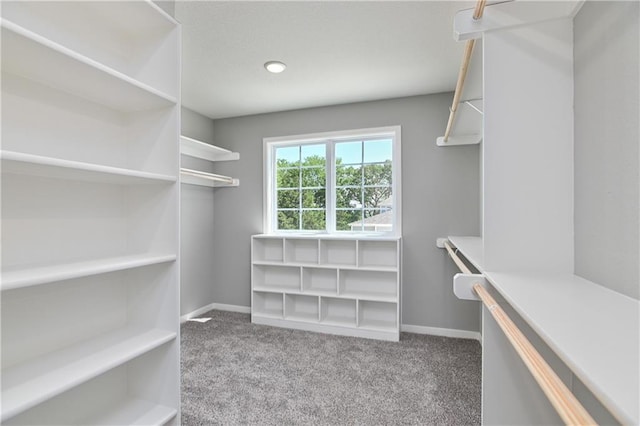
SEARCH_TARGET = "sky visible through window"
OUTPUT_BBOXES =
[276,139,392,164]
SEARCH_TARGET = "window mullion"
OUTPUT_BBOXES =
[326,140,335,233]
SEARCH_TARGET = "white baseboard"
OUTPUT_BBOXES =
[181,303,250,323]
[401,323,481,342]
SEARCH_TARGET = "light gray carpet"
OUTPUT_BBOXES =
[181,310,481,425]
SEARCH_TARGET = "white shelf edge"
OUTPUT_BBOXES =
[252,260,396,272]
[1,253,177,291]
[0,19,177,111]
[1,151,177,184]
[436,134,482,146]
[446,236,485,271]
[78,397,177,426]
[1,327,177,422]
[180,135,239,162]
[180,168,239,187]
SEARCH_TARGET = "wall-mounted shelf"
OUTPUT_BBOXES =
[179,135,239,187]
[180,135,239,162]
[180,168,239,187]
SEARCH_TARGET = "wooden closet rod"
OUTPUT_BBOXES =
[444,242,597,425]
[442,0,487,143]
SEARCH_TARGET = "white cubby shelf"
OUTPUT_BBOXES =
[251,234,401,341]
[1,2,180,424]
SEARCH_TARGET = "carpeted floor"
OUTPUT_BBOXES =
[181,310,481,425]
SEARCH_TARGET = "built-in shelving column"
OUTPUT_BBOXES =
[1,2,181,424]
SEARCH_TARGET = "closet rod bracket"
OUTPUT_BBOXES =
[454,273,487,301]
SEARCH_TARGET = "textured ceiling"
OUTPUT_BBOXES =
[176,1,473,119]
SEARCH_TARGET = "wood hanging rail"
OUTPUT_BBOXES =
[442,0,487,143]
[444,241,597,426]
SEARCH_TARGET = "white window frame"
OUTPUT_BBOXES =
[263,125,402,236]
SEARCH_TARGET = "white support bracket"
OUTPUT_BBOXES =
[454,0,585,41]
[436,134,482,146]
[453,273,488,301]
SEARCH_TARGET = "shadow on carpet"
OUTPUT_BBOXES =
[181,310,481,425]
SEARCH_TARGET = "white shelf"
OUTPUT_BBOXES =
[0,19,176,112]
[180,168,239,187]
[483,271,640,426]
[1,151,176,185]
[78,398,177,426]
[180,135,239,162]
[1,327,176,422]
[1,254,177,291]
[447,236,484,271]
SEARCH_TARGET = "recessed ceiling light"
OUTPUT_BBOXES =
[264,61,286,74]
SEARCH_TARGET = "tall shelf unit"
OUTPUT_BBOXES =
[179,135,239,187]
[251,235,401,342]
[439,2,638,425]
[1,2,181,425]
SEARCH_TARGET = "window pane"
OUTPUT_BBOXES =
[336,165,362,186]
[277,189,299,209]
[301,167,325,188]
[363,163,392,186]
[302,189,325,208]
[301,144,325,165]
[364,186,392,208]
[301,210,325,230]
[336,187,362,209]
[336,209,362,231]
[277,167,299,189]
[277,210,299,230]
[276,146,299,166]
[364,139,392,163]
[363,208,392,232]
[335,141,362,165]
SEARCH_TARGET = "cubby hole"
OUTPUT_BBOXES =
[358,301,397,331]
[284,294,319,323]
[252,238,283,263]
[320,298,356,327]
[319,240,357,266]
[284,239,318,264]
[252,265,300,292]
[358,240,398,268]
[302,267,338,295]
[338,270,398,301]
[253,292,284,319]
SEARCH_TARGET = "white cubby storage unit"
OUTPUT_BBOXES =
[251,235,401,341]
[1,2,180,425]
[179,135,239,187]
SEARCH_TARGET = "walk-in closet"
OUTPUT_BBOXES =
[1,1,638,425]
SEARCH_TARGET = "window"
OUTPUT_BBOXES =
[264,126,401,235]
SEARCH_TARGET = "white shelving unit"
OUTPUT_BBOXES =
[439,2,638,425]
[179,135,239,187]
[1,2,180,424]
[251,235,401,341]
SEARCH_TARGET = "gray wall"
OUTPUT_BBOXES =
[211,94,482,332]
[152,0,175,18]
[180,107,217,315]
[574,1,639,299]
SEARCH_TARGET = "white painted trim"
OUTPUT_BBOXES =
[180,303,251,323]
[213,303,251,314]
[401,323,481,342]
